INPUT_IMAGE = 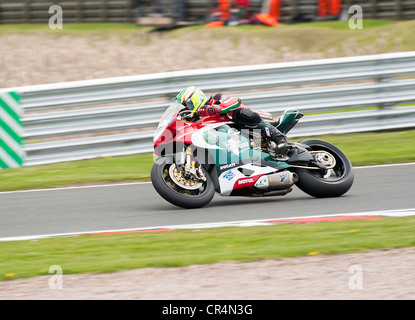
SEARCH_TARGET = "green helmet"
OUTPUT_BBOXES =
[175,86,208,113]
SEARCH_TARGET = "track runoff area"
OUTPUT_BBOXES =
[0,162,414,242]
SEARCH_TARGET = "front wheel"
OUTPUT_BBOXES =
[151,157,215,209]
[293,139,354,198]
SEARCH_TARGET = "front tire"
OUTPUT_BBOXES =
[293,139,354,198]
[151,157,215,209]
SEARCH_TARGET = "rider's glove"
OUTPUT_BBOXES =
[207,93,224,106]
[197,105,221,117]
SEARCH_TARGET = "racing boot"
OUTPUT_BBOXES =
[261,123,295,159]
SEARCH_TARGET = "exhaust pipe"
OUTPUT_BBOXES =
[250,188,293,197]
[254,171,298,191]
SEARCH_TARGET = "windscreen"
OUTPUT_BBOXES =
[153,102,184,142]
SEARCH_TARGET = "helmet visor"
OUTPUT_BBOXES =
[189,89,208,112]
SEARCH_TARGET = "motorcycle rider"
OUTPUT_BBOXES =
[175,86,294,157]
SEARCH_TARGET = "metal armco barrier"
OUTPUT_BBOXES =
[3,51,415,168]
[0,92,25,169]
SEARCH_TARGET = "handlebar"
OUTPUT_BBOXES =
[179,110,200,122]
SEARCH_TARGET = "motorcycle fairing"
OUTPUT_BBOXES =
[191,124,290,196]
[218,163,280,196]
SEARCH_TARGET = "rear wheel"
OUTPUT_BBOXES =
[151,157,215,209]
[293,139,354,198]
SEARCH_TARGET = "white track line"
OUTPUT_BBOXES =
[0,181,152,195]
[353,162,415,170]
[1,207,414,242]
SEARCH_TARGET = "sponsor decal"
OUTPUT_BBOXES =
[280,172,287,183]
[202,129,219,144]
[223,170,236,181]
[237,178,254,185]
[220,163,236,171]
[265,126,271,137]
[226,136,249,155]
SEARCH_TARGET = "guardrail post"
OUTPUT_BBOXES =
[0,92,25,169]
[23,0,30,23]
[101,0,108,22]
[206,0,214,21]
[292,0,299,21]
[370,0,377,19]
[76,0,83,23]
[396,0,402,20]
[376,56,393,110]
[378,76,393,110]
[126,0,133,23]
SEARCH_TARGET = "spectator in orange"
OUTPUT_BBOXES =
[206,0,231,27]
[252,0,280,26]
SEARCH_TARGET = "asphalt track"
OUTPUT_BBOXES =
[1,163,415,239]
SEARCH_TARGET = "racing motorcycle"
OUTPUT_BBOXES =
[151,102,354,208]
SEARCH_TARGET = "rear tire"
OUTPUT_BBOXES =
[151,157,215,209]
[293,139,354,198]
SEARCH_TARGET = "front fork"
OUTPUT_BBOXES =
[176,146,207,182]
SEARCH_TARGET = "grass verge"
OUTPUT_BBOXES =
[170,19,415,53]
[0,130,414,192]
[1,215,414,281]
[0,23,150,35]
[2,19,415,57]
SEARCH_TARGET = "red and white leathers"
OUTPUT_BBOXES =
[197,93,273,122]
[197,93,292,156]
